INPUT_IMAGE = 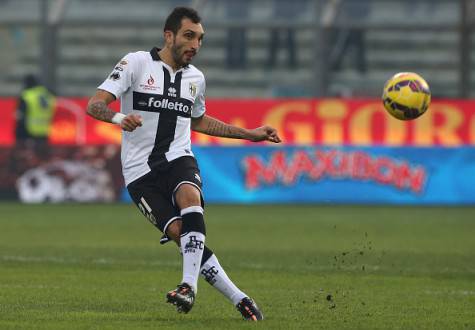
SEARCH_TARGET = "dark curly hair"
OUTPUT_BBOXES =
[164,7,201,34]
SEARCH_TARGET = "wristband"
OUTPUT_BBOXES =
[111,113,126,125]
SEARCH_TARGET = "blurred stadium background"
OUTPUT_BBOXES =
[0,0,474,328]
[0,0,473,98]
[1,0,475,203]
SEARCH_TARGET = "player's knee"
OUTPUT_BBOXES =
[175,183,201,209]
[166,220,182,244]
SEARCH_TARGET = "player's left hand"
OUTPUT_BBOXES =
[248,126,282,143]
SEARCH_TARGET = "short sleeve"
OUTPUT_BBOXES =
[97,53,137,99]
[192,77,206,118]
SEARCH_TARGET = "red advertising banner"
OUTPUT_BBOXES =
[2,98,475,146]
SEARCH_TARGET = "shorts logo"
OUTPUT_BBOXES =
[201,266,219,284]
[184,235,204,253]
[194,173,201,183]
[138,197,157,225]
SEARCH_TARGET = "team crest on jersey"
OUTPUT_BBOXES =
[189,83,197,97]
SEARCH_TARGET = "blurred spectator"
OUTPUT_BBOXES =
[330,0,370,73]
[404,0,436,16]
[225,0,250,68]
[469,0,475,22]
[267,0,308,68]
[15,74,56,146]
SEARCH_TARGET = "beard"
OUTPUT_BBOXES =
[171,39,189,67]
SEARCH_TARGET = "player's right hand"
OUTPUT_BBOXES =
[121,114,143,132]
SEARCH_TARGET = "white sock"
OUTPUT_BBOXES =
[200,254,247,305]
[180,206,206,293]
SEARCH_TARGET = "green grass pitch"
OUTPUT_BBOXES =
[0,203,474,329]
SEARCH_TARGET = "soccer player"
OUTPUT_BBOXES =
[86,7,281,321]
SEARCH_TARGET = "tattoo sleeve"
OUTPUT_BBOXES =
[201,117,247,139]
[86,100,116,123]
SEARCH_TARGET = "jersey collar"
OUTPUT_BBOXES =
[150,47,162,61]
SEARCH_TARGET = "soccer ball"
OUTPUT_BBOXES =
[382,72,431,120]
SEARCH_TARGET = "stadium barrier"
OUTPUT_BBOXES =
[1,98,474,204]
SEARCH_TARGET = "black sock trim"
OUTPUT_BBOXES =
[181,212,206,235]
[200,246,213,267]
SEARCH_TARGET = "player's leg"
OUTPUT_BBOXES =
[162,157,207,313]
[126,173,193,313]
[164,156,263,319]
[201,254,263,321]
[174,183,206,293]
[162,183,203,314]
[166,221,264,321]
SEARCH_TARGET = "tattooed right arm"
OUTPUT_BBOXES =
[87,89,143,131]
[86,90,117,123]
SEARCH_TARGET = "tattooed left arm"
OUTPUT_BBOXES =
[191,115,281,143]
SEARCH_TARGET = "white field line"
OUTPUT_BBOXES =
[1,255,381,271]
[424,290,475,296]
[2,255,76,263]
[0,284,61,289]
[1,255,180,268]
[3,255,475,275]
[240,262,475,274]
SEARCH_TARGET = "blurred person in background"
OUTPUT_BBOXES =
[405,0,437,16]
[86,6,280,321]
[225,0,250,68]
[267,0,308,68]
[15,74,56,146]
[330,0,370,73]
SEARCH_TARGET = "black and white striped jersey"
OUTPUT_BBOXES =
[98,47,206,186]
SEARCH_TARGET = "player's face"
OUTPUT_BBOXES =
[171,18,204,67]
